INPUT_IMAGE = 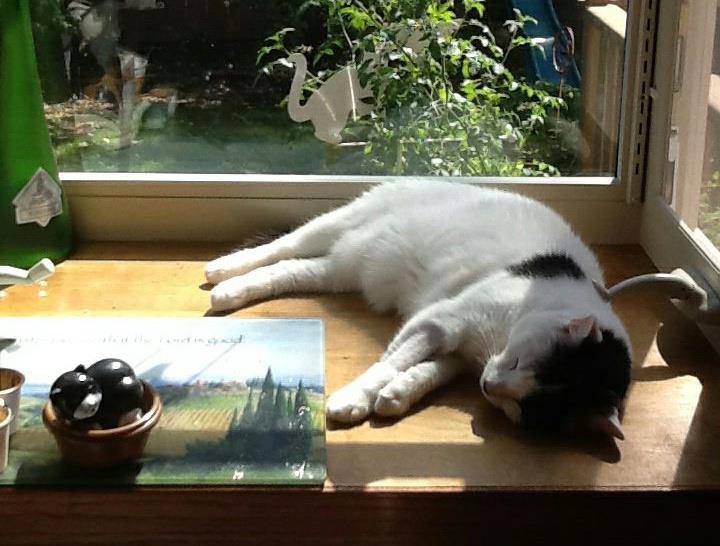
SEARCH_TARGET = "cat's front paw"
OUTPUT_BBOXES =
[374,380,412,417]
[205,256,238,285]
[205,250,263,284]
[326,386,374,423]
[210,282,251,312]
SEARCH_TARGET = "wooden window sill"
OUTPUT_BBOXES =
[1,242,719,542]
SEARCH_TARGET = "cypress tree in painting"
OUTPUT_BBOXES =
[293,380,308,414]
[226,406,242,442]
[292,380,313,459]
[239,388,255,427]
[229,407,239,430]
[286,390,294,419]
[255,368,276,430]
[274,384,290,430]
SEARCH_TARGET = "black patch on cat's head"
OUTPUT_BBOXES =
[507,252,586,280]
[519,329,631,433]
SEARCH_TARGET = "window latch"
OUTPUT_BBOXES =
[673,35,685,93]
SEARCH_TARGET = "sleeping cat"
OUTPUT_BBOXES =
[205,179,632,439]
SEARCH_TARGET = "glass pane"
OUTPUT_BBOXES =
[32,0,626,176]
[699,7,720,246]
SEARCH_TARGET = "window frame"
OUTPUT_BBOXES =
[57,2,646,244]
[641,0,720,291]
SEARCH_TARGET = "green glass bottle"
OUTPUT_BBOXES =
[0,0,72,269]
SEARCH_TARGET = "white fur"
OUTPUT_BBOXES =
[205,180,631,425]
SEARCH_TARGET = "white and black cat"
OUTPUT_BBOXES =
[205,179,631,439]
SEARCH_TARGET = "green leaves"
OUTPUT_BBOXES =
[256,27,296,66]
[426,1,455,23]
[339,5,375,31]
[257,0,574,176]
[313,37,344,64]
[462,0,485,17]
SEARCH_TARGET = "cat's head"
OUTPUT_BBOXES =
[479,311,631,439]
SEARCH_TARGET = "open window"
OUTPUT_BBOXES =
[31,1,645,241]
[641,0,720,334]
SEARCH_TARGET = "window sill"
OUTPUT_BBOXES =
[61,172,618,199]
[2,241,718,495]
[60,173,639,244]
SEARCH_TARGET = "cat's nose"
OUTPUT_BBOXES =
[482,378,514,399]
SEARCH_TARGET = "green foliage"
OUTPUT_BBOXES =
[258,0,578,176]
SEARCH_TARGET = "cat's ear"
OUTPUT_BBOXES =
[587,406,624,441]
[560,316,603,345]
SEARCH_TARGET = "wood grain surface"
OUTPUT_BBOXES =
[1,242,719,544]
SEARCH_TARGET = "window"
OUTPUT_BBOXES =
[34,1,628,179]
[661,1,720,251]
[642,0,720,326]
[24,1,654,244]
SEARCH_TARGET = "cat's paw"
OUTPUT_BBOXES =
[205,250,262,284]
[205,257,237,285]
[210,281,252,311]
[374,378,413,417]
[326,386,374,423]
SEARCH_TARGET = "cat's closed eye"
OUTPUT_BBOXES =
[509,358,519,371]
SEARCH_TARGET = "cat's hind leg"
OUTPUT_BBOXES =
[374,355,465,417]
[205,196,376,284]
[210,256,354,311]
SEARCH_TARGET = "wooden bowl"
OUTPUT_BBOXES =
[42,381,162,469]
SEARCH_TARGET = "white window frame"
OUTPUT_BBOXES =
[641,0,720,300]
[59,2,648,244]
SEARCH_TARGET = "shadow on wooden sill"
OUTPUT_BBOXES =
[327,298,720,490]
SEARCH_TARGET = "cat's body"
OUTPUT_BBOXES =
[206,180,632,438]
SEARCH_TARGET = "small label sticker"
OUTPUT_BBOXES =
[12,168,63,227]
